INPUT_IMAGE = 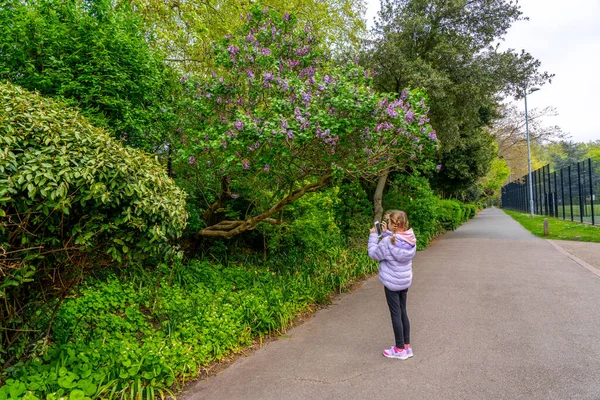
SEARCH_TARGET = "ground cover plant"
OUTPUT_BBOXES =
[504,210,600,242]
[0,250,376,399]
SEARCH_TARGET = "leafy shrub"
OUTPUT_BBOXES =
[383,175,439,249]
[263,189,344,255]
[1,251,376,399]
[334,180,373,248]
[0,82,187,366]
[466,204,477,219]
[436,199,463,231]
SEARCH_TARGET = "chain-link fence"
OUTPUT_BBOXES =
[501,158,598,225]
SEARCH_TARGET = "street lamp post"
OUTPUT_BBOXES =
[524,87,539,217]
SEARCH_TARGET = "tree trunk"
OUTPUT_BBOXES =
[198,173,332,238]
[373,169,389,223]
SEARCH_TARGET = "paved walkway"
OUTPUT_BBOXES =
[182,207,600,400]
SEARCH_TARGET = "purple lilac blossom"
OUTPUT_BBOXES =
[287,130,295,139]
[189,156,196,165]
[429,131,437,141]
[246,70,255,79]
[234,120,244,131]
[263,164,270,172]
[404,110,415,124]
[436,165,442,170]
[302,92,311,102]
[242,160,250,169]
[386,106,399,118]
[231,193,239,199]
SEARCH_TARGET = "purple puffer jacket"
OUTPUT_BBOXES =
[368,229,416,291]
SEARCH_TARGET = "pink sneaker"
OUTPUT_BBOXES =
[382,346,408,360]
[405,346,413,358]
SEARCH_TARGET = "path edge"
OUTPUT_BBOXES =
[546,240,600,278]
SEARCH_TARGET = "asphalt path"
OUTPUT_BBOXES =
[182,207,600,400]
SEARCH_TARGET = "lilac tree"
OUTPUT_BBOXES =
[177,8,439,238]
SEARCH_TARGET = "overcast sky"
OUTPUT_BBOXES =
[364,0,600,143]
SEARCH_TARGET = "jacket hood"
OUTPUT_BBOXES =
[396,228,416,247]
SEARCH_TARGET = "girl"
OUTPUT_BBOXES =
[368,210,416,360]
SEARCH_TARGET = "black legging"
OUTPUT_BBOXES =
[384,287,410,349]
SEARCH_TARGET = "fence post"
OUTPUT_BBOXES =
[577,161,584,223]
[525,175,531,212]
[542,165,548,216]
[589,158,595,225]
[582,162,588,219]
[569,165,574,221]
[536,169,544,215]
[560,168,565,220]
[554,170,558,217]
[547,165,553,217]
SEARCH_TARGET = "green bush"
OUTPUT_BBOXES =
[383,174,439,249]
[467,204,477,219]
[334,181,373,248]
[436,199,463,231]
[1,251,376,399]
[0,82,187,366]
[264,188,344,255]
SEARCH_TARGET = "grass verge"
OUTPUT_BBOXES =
[503,209,600,242]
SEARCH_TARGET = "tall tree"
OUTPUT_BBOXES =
[0,0,177,151]
[174,8,438,238]
[493,103,567,180]
[364,0,553,196]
